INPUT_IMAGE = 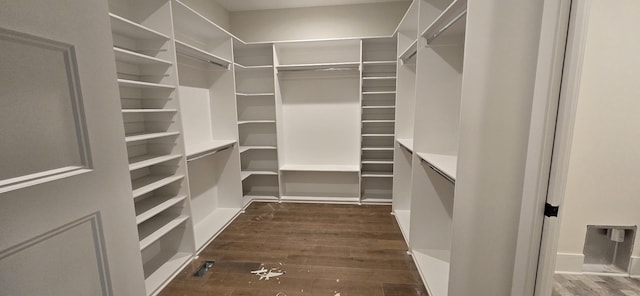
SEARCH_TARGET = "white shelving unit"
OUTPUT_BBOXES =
[392,1,467,296]
[233,41,280,204]
[360,37,397,204]
[392,0,419,245]
[274,40,362,202]
[106,0,195,294]
[172,0,243,255]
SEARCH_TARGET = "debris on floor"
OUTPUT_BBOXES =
[251,266,285,280]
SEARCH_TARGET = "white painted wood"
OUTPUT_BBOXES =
[275,40,361,65]
[139,215,190,250]
[0,1,146,294]
[109,13,171,40]
[448,0,546,294]
[114,47,173,65]
[135,195,188,225]
[278,68,360,168]
[396,138,414,152]
[174,40,231,67]
[217,0,410,12]
[510,0,572,295]
[171,0,233,62]
[393,209,411,242]
[186,148,242,251]
[413,249,451,296]
[395,0,419,56]
[416,152,457,180]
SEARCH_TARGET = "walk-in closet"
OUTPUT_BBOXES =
[5,0,636,295]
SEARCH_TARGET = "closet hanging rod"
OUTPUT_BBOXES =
[277,67,359,73]
[421,158,456,184]
[401,50,418,63]
[425,10,467,44]
[177,50,229,70]
[187,144,234,162]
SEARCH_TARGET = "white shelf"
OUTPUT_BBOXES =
[413,249,451,296]
[236,92,275,97]
[416,152,457,181]
[135,195,187,225]
[185,140,236,161]
[174,40,231,68]
[362,160,394,164]
[237,120,276,125]
[129,154,182,171]
[362,147,394,151]
[362,172,394,178]
[117,79,175,90]
[362,76,397,80]
[277,62,360,72]
[362,120,395,123]
[139,215,189,250]
[113,47,172,65]
[421,0,467,45]
[194,207,241,250]
[394,209,411,242]
[172,0,233,42]
[396,138,414,152]
[362,106,396,109]
[280,196,360,203]
[362,91,397,95]
[361,197,392,204]
[363,61,397,65]
[131,175,185,198]
[399,39,418,63]
[241,170,278,181]
[280,164,360,172]
[109,13,170,40]
[362,133,395,137]
[122,109,178,114]
[239,145,277,153]
[243,193,279,201]
[144,252,192,296]
[125,131,180,143]
[235,63,272,70]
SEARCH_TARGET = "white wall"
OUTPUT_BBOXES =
[556,0,640,273]
[448,0,545,294]
[229,2,410,43]
[181,0,231,31]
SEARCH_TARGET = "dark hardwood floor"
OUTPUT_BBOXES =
[160,202,428,296]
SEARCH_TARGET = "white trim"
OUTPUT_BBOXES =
[554,253,584,273]
[533,1,593,295]
[628,256,640,278]
[510,0,572,295]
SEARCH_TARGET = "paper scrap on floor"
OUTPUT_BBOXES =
[251,267,284,280]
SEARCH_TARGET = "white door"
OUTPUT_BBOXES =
[0,1,146,295]
[533,0,640,295]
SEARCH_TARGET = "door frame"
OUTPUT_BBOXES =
[511,0,593,295]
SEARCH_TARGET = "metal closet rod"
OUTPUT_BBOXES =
[426,10,467,44]
[402,50,418,63]
[277,67,359,73]
[421,158,456,184]
[177,50,229,69]
[187,144,234,162]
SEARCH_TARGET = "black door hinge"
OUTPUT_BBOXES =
[544,202,559,217]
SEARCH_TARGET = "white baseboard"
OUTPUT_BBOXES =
[629,256,640,277]
[555,253,584,273]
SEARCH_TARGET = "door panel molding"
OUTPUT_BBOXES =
[0,27,92,193]
[0,212,112,295]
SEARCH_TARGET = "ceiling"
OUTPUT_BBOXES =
[215,0,410,12]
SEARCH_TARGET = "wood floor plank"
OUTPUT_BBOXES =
[159,202,426,296]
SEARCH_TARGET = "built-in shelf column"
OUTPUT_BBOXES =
[360,37,398,204]
[106,0,196,294]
